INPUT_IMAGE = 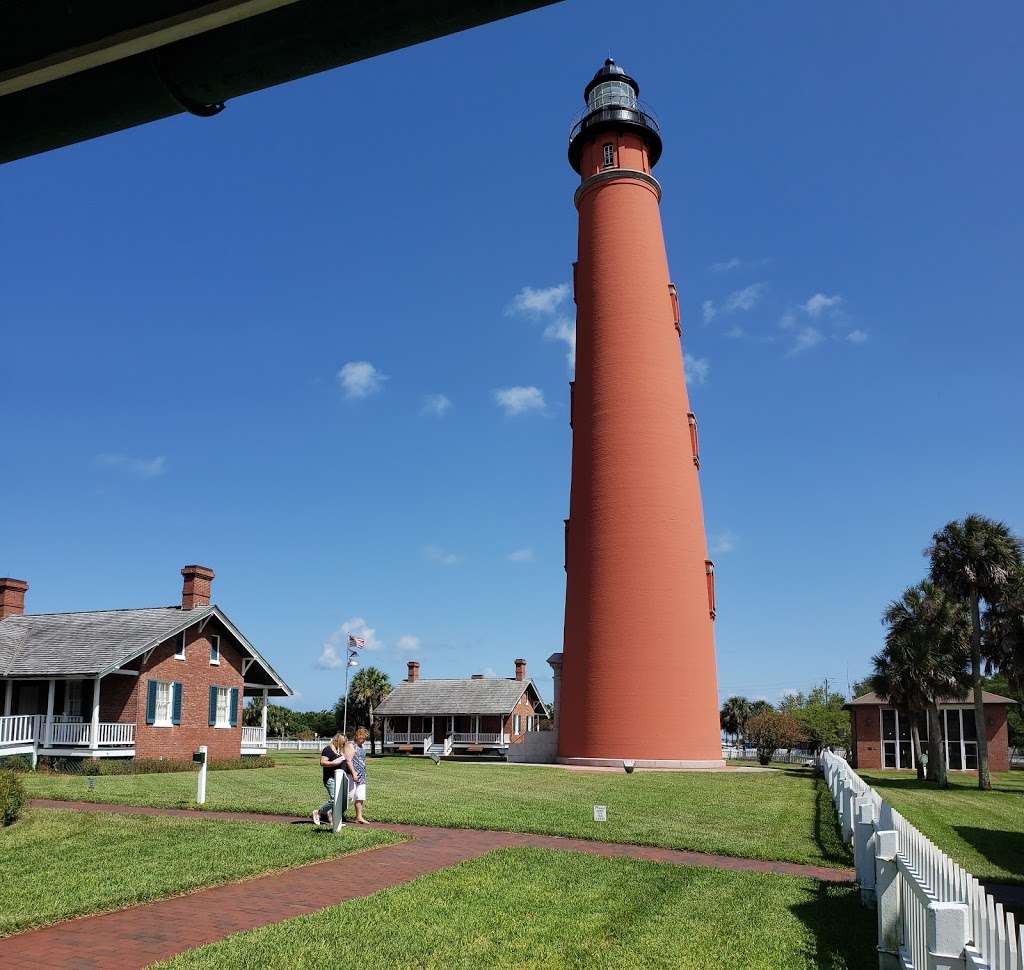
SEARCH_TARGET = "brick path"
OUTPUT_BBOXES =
[2,801,854,969]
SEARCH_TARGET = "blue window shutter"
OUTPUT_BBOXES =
[229,687,239,727]
[172,683,183,725]
[145,681,157,725]
[208,686,217,726]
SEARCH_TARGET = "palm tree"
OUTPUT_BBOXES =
[929,516,1022,790]
[984,562,1024,692]
[719,696,751,750]
[346,667,391,757]
[875,582,970,786]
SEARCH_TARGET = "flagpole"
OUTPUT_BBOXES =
[343,660,350,736]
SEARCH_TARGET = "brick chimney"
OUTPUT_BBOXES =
[515,658,527,681]
[407,661,420,683]
[0,578,28,620]
[180,565,215,610]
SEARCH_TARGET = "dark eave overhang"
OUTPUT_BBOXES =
[0,0,560,165]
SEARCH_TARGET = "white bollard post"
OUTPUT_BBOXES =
[331,768,348,833]
[855,796,877,906]
[841,782,856,845]
[196,745,208,804]
[875,830,900,970]
[926,901,969,970]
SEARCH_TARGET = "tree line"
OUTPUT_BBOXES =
[870,514,1023,790]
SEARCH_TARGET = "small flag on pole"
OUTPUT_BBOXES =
[348,635,365,649]
[347,659,359,668]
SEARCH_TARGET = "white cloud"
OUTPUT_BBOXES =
[684,354,710,386]
[422,393,452,417]
[803,293,842,318]
[543,316,576,370]
[779,311,797,331]
[506,283,569,316]
[396,634,421,652]
[787,326,824,355]
[702,300,717,324]
[337,361,387,399]
[481,667,499,679]
[711,531,737,554]
[423,545,460,566]
[494,386,545,416]
[724,326,745,339]
[316,616,383,668]
[95,454,167,479]
[507,548,534,562]
[846,329,868,345]
[711,257,742,272]
[724,283,766,313]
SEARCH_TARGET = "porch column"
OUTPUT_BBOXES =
[45,678,55,746]
[407,715,411,738]
[261,689,269,742]
[89,677,101,752]
[3,679,11,716]
[474,714,479,742]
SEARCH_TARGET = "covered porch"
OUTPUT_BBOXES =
[382,714,508,755]
[1,675,136,764]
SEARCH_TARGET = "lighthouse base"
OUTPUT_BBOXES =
[557,757,727,770]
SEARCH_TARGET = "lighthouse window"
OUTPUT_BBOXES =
[602,143,616,169]
[587,80,638,112]
[705,560,717,620]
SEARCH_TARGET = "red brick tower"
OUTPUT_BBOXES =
[558,60,723,767]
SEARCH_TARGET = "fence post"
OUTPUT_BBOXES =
[196,745,208,804]
[926,901,969,970]
[875,829,900,970]
[854,796,877,907]
[841,782,856,844]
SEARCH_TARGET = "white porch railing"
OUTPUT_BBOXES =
[385,732,431,745]
[0,715,134,748]
[819,750,1023,970]
[0,714,36,746]
[265,738,324,751]
[241,726,266,748]
[452,732,502,744]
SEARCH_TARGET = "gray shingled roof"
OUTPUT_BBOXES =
[376,678,547,717]
[846,690,1016,707]
[0,606,215,677]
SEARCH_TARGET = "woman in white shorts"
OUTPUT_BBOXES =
[351,727,369,823]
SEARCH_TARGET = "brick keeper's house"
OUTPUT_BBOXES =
[0,565,291,765]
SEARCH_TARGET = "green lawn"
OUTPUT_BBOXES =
[24,755,850,868]
[0,809,397,936]
[859,769,1024,884]
[154,848,875,970]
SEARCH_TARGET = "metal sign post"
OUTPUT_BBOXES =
[332,768,348,833]
[194,745,208,804]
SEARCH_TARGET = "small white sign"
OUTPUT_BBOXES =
[593,805,607,822]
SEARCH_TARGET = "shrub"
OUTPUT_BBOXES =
[747,712,805,766]
[0,755,33,772]
[0,769,26,825]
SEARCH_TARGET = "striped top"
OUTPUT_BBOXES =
[351,743,366,784]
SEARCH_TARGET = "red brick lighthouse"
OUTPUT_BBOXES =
[558,59,724,768]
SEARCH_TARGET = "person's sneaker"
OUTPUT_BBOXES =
[311,811,321,827]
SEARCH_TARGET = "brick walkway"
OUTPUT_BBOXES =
[3,801,854,969]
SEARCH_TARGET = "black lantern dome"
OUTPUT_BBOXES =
[569,58,662,174]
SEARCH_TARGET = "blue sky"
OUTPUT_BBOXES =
[2,1,1022,711]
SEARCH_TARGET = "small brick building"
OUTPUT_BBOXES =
[0,566,291,764]
[846,690,1013,773]
[376,659,549,757]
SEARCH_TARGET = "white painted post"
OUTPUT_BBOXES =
[926,901,969,970]
[196,745,208,804]
[855,796,877,906]
[45,679,55,747]
[261,689,269,745]
[841,782,855,844]
[89,677,101,754]
[3,679,12,716]
[875,829,901,970]
[331,768,348,833]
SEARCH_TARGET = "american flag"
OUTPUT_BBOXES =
[348,634,365,649]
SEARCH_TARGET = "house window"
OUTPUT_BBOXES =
[209,635,220,665]
[173,632,186,660]
[514,714,521,735]
[602,142,616,169]
[526,716,534,732]
[155,681,173,726]
[215,687,231,728]
[880,709,936,770]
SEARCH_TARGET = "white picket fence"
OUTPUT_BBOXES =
[819,750,1022,969]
